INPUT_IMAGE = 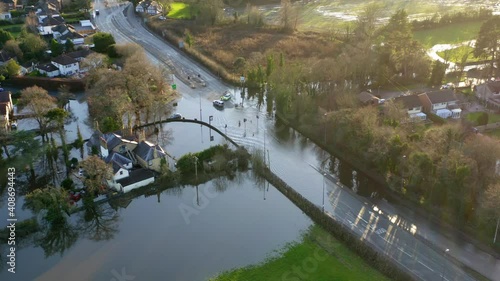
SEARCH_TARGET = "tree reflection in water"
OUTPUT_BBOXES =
[35,218,78,258]
[78,195,120,241]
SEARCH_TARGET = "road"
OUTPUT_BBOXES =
[93,1,499,280]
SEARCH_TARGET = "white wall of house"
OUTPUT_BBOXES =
[407,106,423,115]
[113,168,129,181]
[38,26,54,35]
[52,61,79,76]
[136,5,145,13]
[37,68,59,77]
[122,176,155,193]
[431,102,448,111]
[0,12,11,20]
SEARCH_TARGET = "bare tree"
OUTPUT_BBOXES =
[80,156,113,195]
[18,86,57,141]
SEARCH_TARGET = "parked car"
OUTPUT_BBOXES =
[10,122,17,130]
[213,100,224,107]
[95,9,100,16]
[159,16,166,20]
[169,113,182,119]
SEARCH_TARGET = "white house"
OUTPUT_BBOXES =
[51,54,79,76]
[36,62,59,77]
[0,11,11,20]
[418,90,461,119]
[37,15,65,35]
[114,169,155,193]
[394,94,427,121]
[136,1,163,15]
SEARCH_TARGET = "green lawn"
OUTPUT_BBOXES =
[167,2,193,19]
[209,225,390,281]
[466,112,500,125]
[413,21,483,48]
[0,24,23,39]
[436,45,485,64]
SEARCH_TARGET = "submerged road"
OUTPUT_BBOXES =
[93,1,499,280]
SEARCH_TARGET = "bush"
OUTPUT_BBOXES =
[0,20,13,26]
[10,10,27,18]
[428,113,446,125]
[61,178,74,190]
[477,112,489,125]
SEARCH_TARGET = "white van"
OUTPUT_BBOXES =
[213,100,224,107]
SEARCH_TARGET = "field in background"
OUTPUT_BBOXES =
[209,225,390,281]
[413,21,483,48]
[167,2,193,19]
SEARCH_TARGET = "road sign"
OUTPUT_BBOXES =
[172,84,176,90]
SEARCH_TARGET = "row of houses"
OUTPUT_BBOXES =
[359,89,462,121]
[135,0,163,15]
[86,130,174,193]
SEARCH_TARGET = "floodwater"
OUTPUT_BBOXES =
[0,173,312,281]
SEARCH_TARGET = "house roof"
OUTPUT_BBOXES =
[103,133,123,151]
[59,30,83,41]
[394,95,422,109]
[51,24,68,33]
[0,50,15,63]
[0,91,11,103]
[51,54,77,65]
[116,168,155,187]
[41,15,65,26]
[425,89,458,104]
[86,129,103,148]
[358,91,378,103]
[66,49,93,60]
[133,141,166,162]
[106,151,132,166]
[37,62,59,72]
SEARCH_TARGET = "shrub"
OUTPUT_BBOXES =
[428,113,446,125]
[477,112,489,125]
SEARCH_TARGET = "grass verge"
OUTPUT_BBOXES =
[209,225,390,281]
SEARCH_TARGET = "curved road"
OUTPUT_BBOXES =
[93,1,499,280]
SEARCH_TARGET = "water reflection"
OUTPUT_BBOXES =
[2,170,313,281]
[78,196,120,241]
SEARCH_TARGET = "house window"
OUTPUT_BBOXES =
[119,171,123,175]
[148,160,153,166]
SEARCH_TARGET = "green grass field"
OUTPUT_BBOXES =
[413,21,483,48]
[0,24,23,39]
[209,225,389,281]
[436,45,484,64]
[466,112,500,125]
[167,2,192,19]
